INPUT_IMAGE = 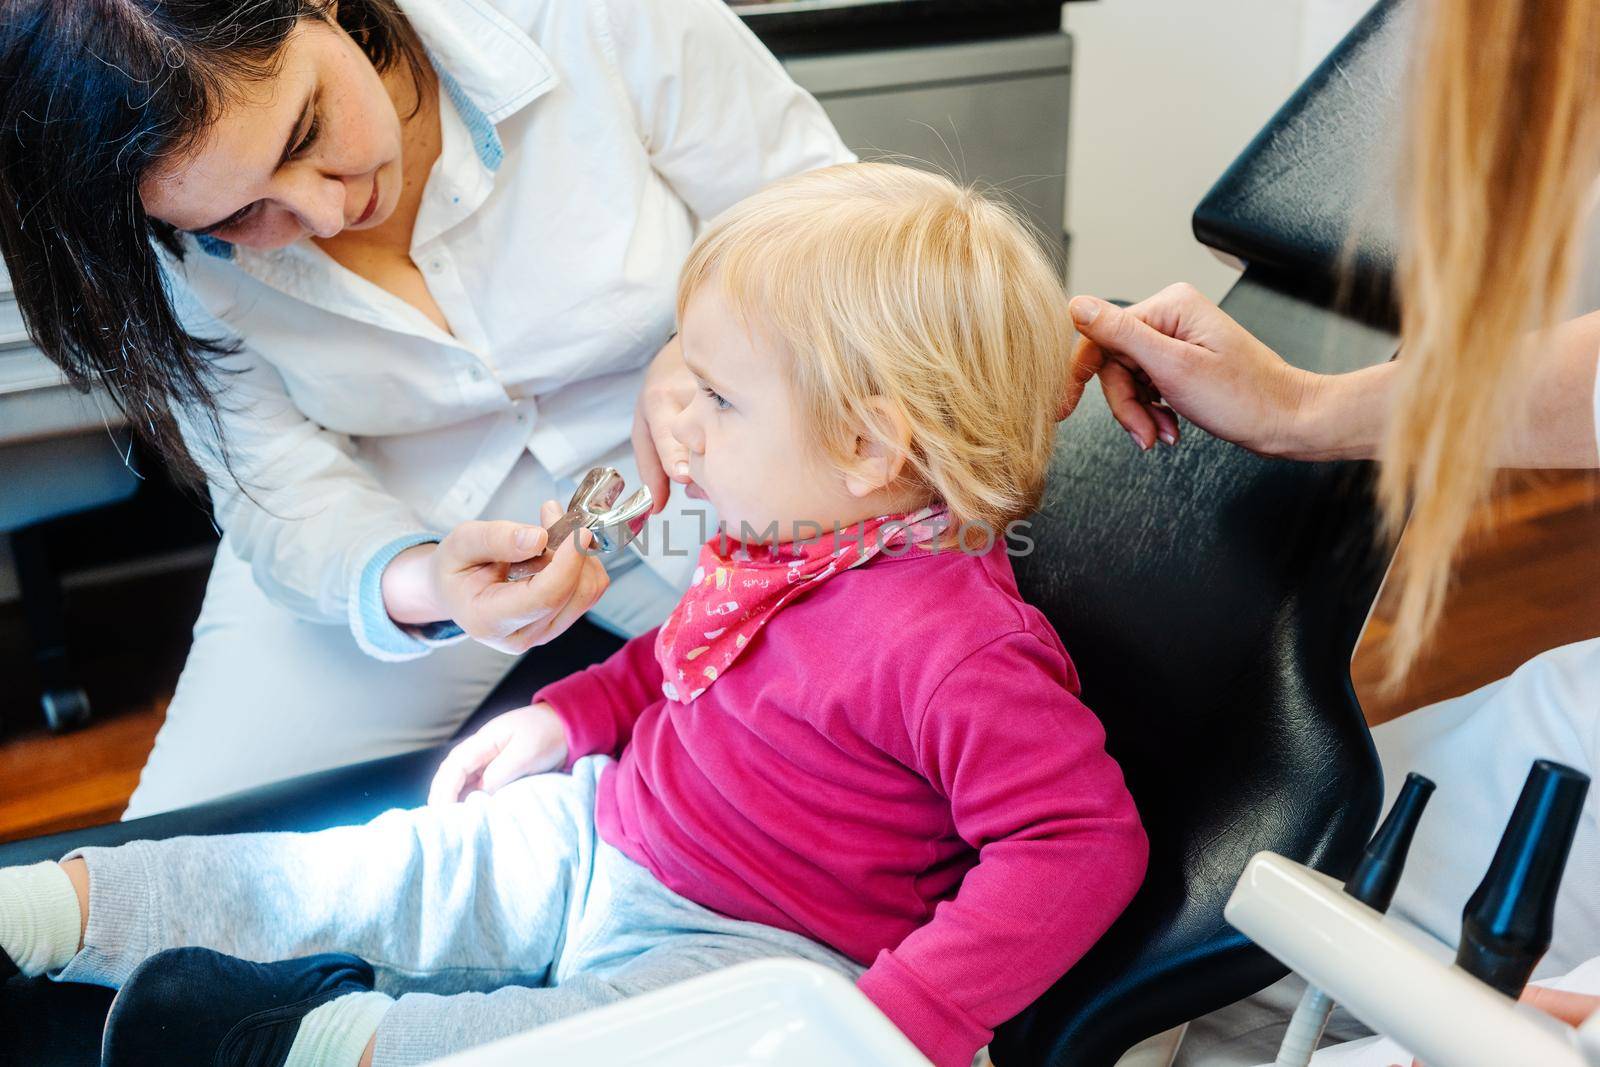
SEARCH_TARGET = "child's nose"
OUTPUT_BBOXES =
[669,402,704,454]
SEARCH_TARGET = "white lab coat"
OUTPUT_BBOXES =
[125,0,851,816]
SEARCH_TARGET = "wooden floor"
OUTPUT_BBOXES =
[0,563,207,841]
[1,471,1598,843]
[1354,469,1600,724]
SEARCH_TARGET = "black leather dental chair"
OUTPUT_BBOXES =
[0,2,1411,1063]
[994,4,1411,1062]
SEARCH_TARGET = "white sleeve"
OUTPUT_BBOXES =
[166,277,442,660]
[1579,1006,1600,1064]
[594,0,855,223]
[1592,343,1600,462]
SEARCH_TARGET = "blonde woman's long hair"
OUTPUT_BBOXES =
[1382,0,1600,687]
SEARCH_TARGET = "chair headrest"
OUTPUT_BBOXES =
[1193,0,1411,325]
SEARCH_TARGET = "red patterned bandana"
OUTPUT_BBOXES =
[655,505,949,703]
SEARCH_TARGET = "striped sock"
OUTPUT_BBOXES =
[283,990,395,1067]
[0,861,81,976]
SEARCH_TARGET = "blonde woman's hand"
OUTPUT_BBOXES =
[428,703,569,805]
[383,501,610,654]
[1395,988,1600,1067]
[1067,284,1319,457]
[632,334,698,515]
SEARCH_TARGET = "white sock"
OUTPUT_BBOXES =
[283,990,394,1067]
[0,861,82,976]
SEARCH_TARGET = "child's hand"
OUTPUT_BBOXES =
[428,703,570,805]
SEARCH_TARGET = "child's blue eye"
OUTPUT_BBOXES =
[701,385,731,411]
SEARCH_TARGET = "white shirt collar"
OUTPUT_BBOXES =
[392,0,559,125]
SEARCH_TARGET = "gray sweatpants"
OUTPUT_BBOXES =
[57,756,864,1066]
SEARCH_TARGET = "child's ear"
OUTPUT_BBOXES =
[843,397,912,499]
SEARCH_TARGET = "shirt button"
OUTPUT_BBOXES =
[467,366,484,381]
[428,260,444,274]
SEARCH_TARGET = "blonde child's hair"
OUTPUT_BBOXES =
[676,162,1072,543]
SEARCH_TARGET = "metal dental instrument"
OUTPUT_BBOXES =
[504,466,653,582]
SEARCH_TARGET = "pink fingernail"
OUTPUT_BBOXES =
[1159,430,1177,446]
[675,462,690,477]
[1128,430,1150,452]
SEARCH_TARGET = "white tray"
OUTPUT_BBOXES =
[423,958,931,1067]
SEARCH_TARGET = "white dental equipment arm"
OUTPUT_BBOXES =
[1227,853,1591,1067]
[1231,759,1595,1067]
[1272,772,1435,1067]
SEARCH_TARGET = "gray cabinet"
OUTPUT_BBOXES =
[0,270,132,533]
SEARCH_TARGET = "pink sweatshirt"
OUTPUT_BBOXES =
[533,538,1148,1066]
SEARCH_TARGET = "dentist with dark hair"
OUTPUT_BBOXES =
[0,0,850,816]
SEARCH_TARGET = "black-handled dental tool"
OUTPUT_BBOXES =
[1345,771,1436,911]
[1274,772,1436,1067]
[1455,758,1589,999]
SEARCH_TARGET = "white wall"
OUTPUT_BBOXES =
[1063,0,1376,303]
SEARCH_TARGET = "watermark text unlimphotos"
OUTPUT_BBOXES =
[575,511,1036,558]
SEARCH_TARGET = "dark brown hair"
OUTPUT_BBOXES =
[0,0,429,481]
